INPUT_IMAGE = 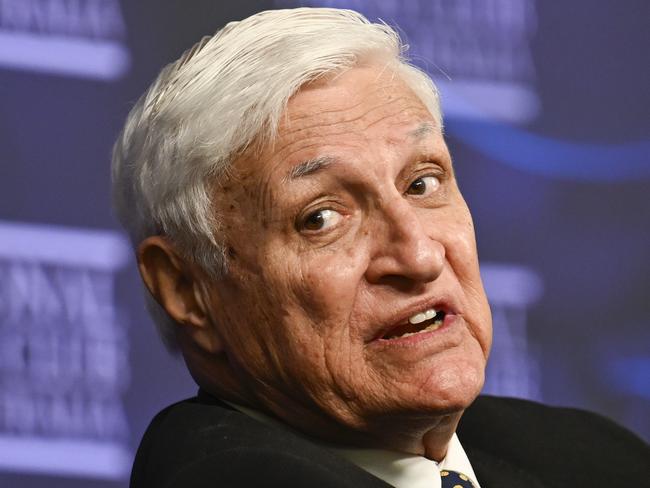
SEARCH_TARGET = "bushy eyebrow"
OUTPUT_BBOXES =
[408,121,435,141]
[286,155,338,180]
[284,121,435,182]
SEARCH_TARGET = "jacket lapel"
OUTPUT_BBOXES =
[465,447,548,488]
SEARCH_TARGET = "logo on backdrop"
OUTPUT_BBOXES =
[0,221,131,479]
[0,0,131,80]
[275,0,650,181]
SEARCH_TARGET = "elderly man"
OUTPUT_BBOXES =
[112,8,648,488]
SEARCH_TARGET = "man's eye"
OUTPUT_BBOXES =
[301,209,342,232]
[406,175,440,196]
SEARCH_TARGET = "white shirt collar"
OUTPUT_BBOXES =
[226,400,480,488]
[329,433,480,488]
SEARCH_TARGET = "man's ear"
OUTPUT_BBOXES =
[137,236,223,353]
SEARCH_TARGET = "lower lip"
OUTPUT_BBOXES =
[372,313,458,347]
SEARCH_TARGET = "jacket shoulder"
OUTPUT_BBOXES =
[130,396,390,488]
[458,395,650,487]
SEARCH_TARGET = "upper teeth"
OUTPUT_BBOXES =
[409,308,437,324]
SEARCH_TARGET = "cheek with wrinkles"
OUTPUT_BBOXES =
[441,214,492,357]
[287,247,365,315]
[442,209,478,264]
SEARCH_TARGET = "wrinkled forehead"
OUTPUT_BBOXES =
[235,66,442,182]
[288,68,434,129]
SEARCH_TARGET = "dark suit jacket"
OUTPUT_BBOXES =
[131,391,650,487]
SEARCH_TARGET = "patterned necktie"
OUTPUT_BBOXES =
[440,469,476,488]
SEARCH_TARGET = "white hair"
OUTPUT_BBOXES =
[111,7,442,351]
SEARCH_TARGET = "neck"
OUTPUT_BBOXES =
[358,410,461,461]
[185,346,462,461]
[422,416,461,461]
[222,386,461,462]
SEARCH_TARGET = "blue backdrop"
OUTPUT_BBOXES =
[1,0,648,486]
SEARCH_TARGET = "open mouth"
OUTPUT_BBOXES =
[381,309,447,340]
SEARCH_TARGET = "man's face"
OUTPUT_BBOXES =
[205,65,492,446]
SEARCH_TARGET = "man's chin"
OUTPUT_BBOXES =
[406,350,486,405]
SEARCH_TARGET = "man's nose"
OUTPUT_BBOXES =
[364,197,445,286]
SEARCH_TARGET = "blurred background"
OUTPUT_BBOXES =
[0,0,648,486]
